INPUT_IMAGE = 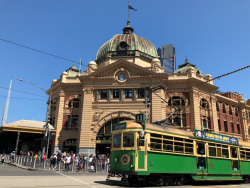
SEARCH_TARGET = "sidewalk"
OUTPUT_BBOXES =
[10,162,109,175]
[2,155,110,174]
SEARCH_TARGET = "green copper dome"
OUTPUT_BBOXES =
[96,21,158,65]
[174,57,204,76]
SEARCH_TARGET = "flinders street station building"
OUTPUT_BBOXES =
[48,21,250,156]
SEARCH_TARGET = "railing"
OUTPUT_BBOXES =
[0,154,110,173]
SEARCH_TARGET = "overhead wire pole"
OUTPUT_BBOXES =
[1,76,12,126]
[17,79,51,160]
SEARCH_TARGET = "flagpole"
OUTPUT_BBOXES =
[128,1,129,21]
[79,58,81,76]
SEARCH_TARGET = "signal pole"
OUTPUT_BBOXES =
[43,92,52,160]
[143,87,151,123]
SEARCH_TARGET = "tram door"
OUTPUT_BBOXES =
[196,142,208,175]
[231,147,240,176]
[137,132,147,170]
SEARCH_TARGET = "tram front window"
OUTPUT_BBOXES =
[123,133,134,147]
[113,134,121,148]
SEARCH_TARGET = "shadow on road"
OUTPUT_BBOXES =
[95,179,245,187]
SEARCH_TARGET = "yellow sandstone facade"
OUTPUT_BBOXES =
[48,22,250,156]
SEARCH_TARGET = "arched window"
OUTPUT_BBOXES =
[229,106,232,115]
[223,104,226,113]
[216,102,219,111]
[168,114,186,127]
[200,98,209,109]
[168,96,185,106]
[68,98,80,108]
[66,115,78,128]
[174,117,181,126]
[202,119,207,128]
[71,116,78,127]
[235,108,239,117]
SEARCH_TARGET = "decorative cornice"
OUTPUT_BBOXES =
[83,88,94,94]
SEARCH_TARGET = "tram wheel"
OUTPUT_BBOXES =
[176,175,185,186]
[156,177,164,187]
[244,176,250,183]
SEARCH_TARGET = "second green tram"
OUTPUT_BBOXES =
[107,120,250,186]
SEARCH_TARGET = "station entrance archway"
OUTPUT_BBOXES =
[96,117,132,155]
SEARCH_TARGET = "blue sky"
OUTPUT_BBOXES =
[0,0,249,123]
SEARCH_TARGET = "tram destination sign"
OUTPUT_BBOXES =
[194,130,239,145]
[135,113,145,129]
[112,123,126,131]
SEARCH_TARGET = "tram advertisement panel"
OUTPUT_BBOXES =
[194,130,239,145]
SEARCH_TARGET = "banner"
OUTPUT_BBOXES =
[194,130,238,145]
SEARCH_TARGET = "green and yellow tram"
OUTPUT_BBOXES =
[107,120,250,186]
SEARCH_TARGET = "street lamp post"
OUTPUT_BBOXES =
[17,79,52,160]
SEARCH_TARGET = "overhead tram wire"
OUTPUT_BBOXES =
[0,38,87,67]
[0,85,47,98]
[158,64,250,91]
[0,95,45,100]
[190,64,250,90]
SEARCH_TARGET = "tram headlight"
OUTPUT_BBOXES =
[115,158,118,163]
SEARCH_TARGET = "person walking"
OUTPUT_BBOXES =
[37,150,41,164]
[78,156,83,172]
[88,155,93,168]
[56,151,61,169]
[92,156,96,172]
[1,153,6,164]
[65,153,71,172]
[42,153,46,161]
[62,155,66,171]
[51,153,57,170]
[10,151,15,163]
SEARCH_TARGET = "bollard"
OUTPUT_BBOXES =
[33,158,36,168]
[71,161,74,172]
[43,161,46,169]
[58,161,61,171]
[106,164,109,172]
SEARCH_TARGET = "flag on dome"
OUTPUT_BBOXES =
[128,4,137,11]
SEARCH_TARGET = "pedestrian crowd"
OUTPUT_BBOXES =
[49,151,110,172]
[1,150,110,173]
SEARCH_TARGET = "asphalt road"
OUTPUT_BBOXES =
[0,165,249,188]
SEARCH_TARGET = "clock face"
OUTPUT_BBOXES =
[118,73,127,81]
